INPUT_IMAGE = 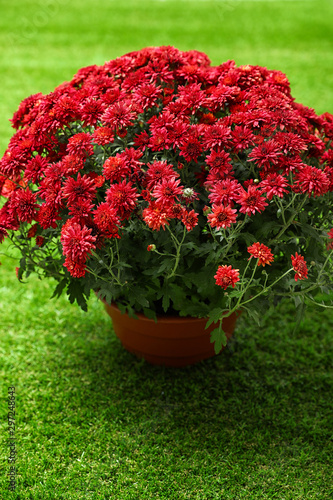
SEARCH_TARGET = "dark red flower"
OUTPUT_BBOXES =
[248,242,274,267]
[214,265,240,289]
[181,209,198,231]
[106,180,139,219]
[152,177,183,207]
[293,165,330,197]
[291,253,308,281]
[10,188,38,223]
[208,204,237,229]
[61,221,96,263]
[93,203,120,238]
[259,174,289,200]
[62,173,96,205]
[236,185,268,216]
[66,132,94,158]
[143,202,171,231]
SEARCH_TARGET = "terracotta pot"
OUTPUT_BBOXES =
[103,302,240,367]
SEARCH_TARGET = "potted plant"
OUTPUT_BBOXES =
[1,46,333,365]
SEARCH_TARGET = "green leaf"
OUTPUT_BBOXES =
[66,279,88,311]
[210,324,227,354]
[206,307,224,329]
[51,278,68,300]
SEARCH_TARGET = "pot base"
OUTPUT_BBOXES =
[103,302,239,367]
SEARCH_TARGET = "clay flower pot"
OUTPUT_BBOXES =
[103,302,240,367]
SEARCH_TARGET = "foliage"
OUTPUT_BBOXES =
[1,46,333,351]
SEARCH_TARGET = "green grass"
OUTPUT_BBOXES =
[1,0,333,498]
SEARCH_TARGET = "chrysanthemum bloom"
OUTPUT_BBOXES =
[214,265,240,290]
[291,253,308,281]
[103,155,129,182]
[142,203,171,231]
[152,177,183,207]
[208,204,237,229]
[105,180,139,219]
[145,161,178,190]
[208,179,241,204]
[133,83,162,109]
[10,188,38,223]
[37,202,61,229]
[248,140,281,171]
[102,100,137,130]
[66,132,94,157]
[93,203,120,238]
[92,126,114,146]
[24,155,48,183]
[236,185,268,216]
[60,221,96,263]
[248,242,274,266]
[27,224,38,238]
[294,165,330,197]
[62,173,96,205]
[36,235,44,247]
[61,154,85,176]
[63,256,87,278]
[181,209,198,231]
[259,174,289,201]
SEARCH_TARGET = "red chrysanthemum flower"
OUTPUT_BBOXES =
[205,149,233,176]
[60,221,96,262]
[152,177,183,207]
[208,179,241,204]
[231,125,256,152]
[291,253,308,281]
[236,185,268,216]
[142,202,171,231]
[63,256,87,278]
[133,83,162,109]
[181,209,198,231]
[293,165,330,197]
[102,100,137,130]
[259,173,289,200]
[66,132,94,157]
[68,199,94,224]
[10,188,38,223]
[92,126,114,146]
[248,242,274,267]
[27,224,38,238]
[248,140,281,170]
[134,130,150,150]
[179,135,203,163]
[93,202,120,238]
[103,155,129,182]
[61,155,85,176]
[145,161,178,190]
[36,235,44,247]
[37,202,62,229]
[106,180,139,219]
[62,173,96,205]
[24,155,49,183]
[208,204,237,229]
[80,97,106,126]
[202,123,232,150]
[214,265,240,290]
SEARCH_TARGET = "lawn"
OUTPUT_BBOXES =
[1,0,333,498]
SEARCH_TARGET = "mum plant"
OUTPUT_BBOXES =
[1,46,333,351]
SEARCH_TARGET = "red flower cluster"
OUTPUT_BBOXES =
[0,45,332,286]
